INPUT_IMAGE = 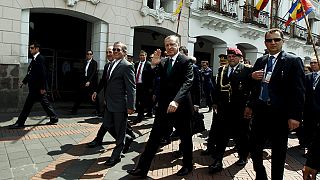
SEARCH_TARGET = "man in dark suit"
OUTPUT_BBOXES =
[299,57,320,149]
[88,46,135,154]
[132,50,154,124]
[71,50,99,115]
[127,35,194,178]
[10,41,58,128]
[98,41,136,167]
[208,48,252,173]
[301,56,320,180]
[245,28,305,179]
[201,61,215,112]
[303,122,320,180]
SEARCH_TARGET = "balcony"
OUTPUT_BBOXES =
[191,1,320,47]
[240,5,269,28]
[199,1,238,19]
[307,33,320,46]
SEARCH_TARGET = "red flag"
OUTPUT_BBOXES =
[255,0,269,17]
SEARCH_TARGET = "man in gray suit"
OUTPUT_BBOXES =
[102,41,136,166]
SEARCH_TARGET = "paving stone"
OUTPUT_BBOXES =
[31,155,53,164]
[7,151,29,160]
[0,168,13,179]
[11,164,37,178]
[0,148,6,155]
[0,160,10,170]
[28,149,49,157]
[25,143,45,150]
[23,139,41,144]
[41,141,63,148]
[9,157,33,168]
[5,145,27,153]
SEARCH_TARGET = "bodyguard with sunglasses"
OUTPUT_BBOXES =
[71,50,99,115]
[244,28,305,179]
[10,41,58,128]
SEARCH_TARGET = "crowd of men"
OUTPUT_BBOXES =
[10,28,320,179]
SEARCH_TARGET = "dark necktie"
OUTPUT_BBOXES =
[261,56,275,102]
[167,58,173,74]
[106,61,115,80]
[229,67,234,77]
[313,72,319,89]
[266,56,274,73]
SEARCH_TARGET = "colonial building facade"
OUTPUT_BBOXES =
[0,0,189,112]
[0,0,319,112]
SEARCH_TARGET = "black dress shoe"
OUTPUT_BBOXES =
[123,137,133,154]
[160,138,171,146]
[127,168,147,178]
[46,118,58,125]
[104,157,121,166]
[132,117,143,124]
[87,140,102,148]
[173,150,183,158]
[9,123,24,129]
[235,158,247,166]
[209,160,223,174]
[145,112,153,117]
[177,166,192,176]
[200,149,213,156]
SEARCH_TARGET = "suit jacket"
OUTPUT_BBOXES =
[201,67,214,91]
[156,53,193,115]
[134,60,154,90]
[191,63,201,106]
[22,54,48,93]
[305,123,320,171]
[304,72,320,121]
[96,62,109,94]
[105,59,136,112]
[214,63,252,108]
[82,59,98,89]
[248,51,305,121]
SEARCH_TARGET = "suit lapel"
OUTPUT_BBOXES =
[108,59,123,81]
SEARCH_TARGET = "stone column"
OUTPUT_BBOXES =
[187,37,197,57]
[92,21,108,71]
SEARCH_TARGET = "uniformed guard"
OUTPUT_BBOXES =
[208,47,253,173]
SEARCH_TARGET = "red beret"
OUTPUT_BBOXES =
[227,47,243,57]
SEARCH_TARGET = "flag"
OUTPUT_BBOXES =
[285,0,315,26]
[255,0,269,17]
[173,0,183,15]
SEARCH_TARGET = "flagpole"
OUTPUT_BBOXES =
[300,0,319,63]
[176,0,184,34]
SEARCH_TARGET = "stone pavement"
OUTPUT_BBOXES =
[0,105,315,180]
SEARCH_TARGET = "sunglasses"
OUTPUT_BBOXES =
[265,38,282,43]
[113,48,121,52]
[107,51,113,54]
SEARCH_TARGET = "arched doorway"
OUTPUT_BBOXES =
[29,13,91,101]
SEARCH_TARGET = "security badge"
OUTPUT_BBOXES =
[264,72,272,83]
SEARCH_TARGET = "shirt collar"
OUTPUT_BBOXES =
[268,52,280,59]
[169,52,180,62]
[33,52,40,60]
[229,63,239,70]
